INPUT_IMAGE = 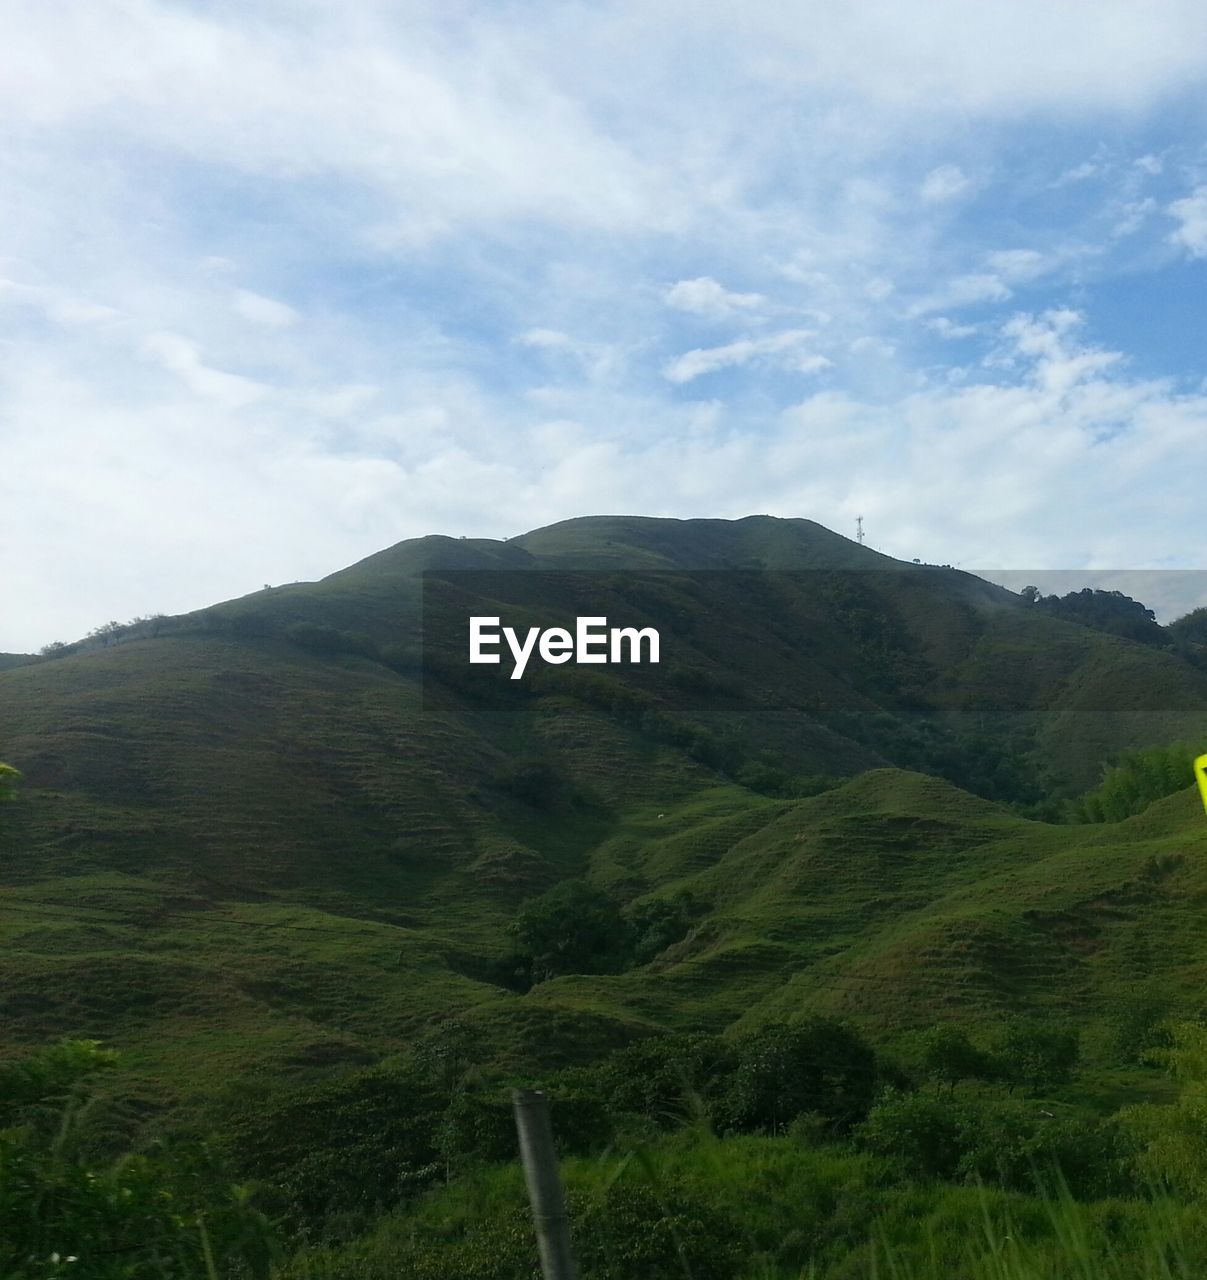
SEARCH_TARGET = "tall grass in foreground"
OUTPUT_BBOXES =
[861,1182,1197,1280]
[614,1126,1204,1280]
[288,1114,1207,1280]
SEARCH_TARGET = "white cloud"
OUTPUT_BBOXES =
[198,256,236,276]
[996,310,1123,396]
[520,328,577,350]
[1169,186,1207,256]
[45,297,123,327]
[0,278,122,328]
[849,335,896,358]
[682,0,1207,115]
[295,383,378,420]
[0,1,668,242]
[1055,161,1099,185]
[233,290,299,328]
[984,249,1048,282]
[919,164,971,203]
[948,274,1013,304]
[925,316,980,339]
[1113,196,1156,237]
[999,307,1083,351]
[665,277,768,318]
[662,330,831,383]
[912,273,1012,314]
[139,332,268,410]
[517,328,624,382]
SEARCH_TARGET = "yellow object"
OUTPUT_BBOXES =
[1196,753,1207,816]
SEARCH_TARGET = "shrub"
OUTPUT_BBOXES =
[916,1025,993,1091]
[955,1107,1134,1198]
[856,1087,1133,1198]
[994,1022,1080,1094]
[0,1038,117,1130]
[717,1019,878,1134]
[216,1063,443,1237]
[315,1179,745,1280]
[510,880,629,981]
[1122,1021,1207,1199]
[734,760,791,795]
[438,1082,613,1171]
[490,759,565,809]
[625,893,698,965]
[1068,743,1197,823]
[588,1034,737,1128]
[571,1181,745,1280]
[855,1089,967,1179]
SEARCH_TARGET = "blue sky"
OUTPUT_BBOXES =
[4,0,1207,649]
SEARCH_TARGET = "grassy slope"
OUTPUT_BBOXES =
[3,515,1207,1110]
[520,772,1207,1058]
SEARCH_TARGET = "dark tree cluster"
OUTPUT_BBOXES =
[1020,586,1165,646]
[504,880,700,984]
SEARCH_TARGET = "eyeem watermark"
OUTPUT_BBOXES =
[469,616,660,681]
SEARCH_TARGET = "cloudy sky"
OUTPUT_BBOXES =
[4,0,1207,650]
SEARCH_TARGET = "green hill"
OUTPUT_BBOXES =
[2,513,1207,1102]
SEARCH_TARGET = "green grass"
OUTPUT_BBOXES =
[288,1126,1207,1279]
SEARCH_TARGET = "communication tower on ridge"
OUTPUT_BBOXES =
[856,516,865,546]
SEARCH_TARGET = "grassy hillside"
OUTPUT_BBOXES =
[3,516,1207,1085]
[4,515,1207,1276]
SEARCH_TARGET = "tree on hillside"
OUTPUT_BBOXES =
[626,892,698,965]
[88,619,127,646]
[918,1025,993,1091]
[592,1032,736,1125]
[511,879,629,981]
[719,1018,878,1134]
[855,1088,968,1179]
[1167,606,1207,645]
[995,1021,1079,1094]
[1032,587,1165,646]
[859,1088,1129,1195]
[1166,607,1207,671]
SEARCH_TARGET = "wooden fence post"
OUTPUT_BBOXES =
[512,1087,579,1280]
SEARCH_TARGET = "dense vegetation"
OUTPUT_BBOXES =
[1067,743,1199,823]
[0,1040,274,1279]
[4,516,1207,1276]
[1021,585,1167,646]
[6,1014,1207,1278]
